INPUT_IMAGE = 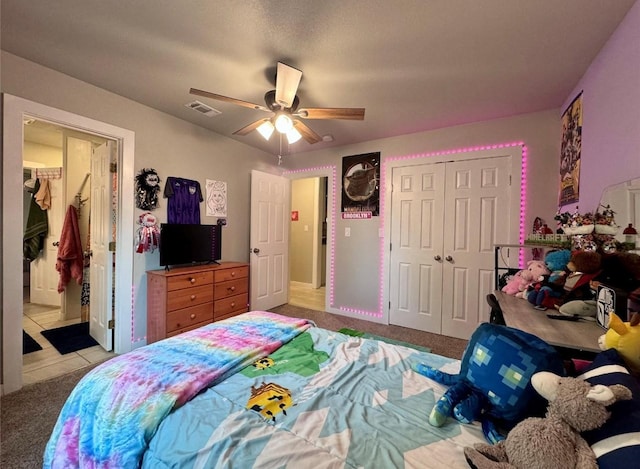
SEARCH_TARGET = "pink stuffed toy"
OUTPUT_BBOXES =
[502,270,529,296]
[502,261,551,298]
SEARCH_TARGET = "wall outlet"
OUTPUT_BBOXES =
[345,227,351,237]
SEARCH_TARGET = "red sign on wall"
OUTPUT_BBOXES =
[291,211,299,221]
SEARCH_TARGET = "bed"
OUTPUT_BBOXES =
[41,311,493,468]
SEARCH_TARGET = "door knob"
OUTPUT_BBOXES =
[434,255,442,261]
[252,248,260,254]
[445,255,453,262]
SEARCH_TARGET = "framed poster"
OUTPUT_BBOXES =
[559,92,583,205]
[341,152,380,216]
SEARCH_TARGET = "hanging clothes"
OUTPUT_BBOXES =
[80,212,91,322]
[164,176,203,224]
[56,204,84,293]
[23,179,49,261]
[35,178,51,210]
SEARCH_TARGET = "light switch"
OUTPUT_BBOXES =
[304,225,309,232]
[345,227,351,237]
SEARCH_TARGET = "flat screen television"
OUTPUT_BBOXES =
[159,223,222,268]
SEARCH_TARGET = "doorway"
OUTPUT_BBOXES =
[22,120,115,385]
[3,94,135,394]
[289,176,327,312]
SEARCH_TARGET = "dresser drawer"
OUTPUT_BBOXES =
[166,319,211,338]
[214,292,249,319]
[166,284,213,311]
[214,265,248,283]
[167,270,214,291]
[166,303,214,333]
[214,278,248,299]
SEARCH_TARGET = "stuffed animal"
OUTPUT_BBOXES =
[558,252,640,319]
[540,250,601,310]
[598,312,640,374]
[464,371,632,469]
[501,270,529,296]
[413,323,565,444]
[514,260,550,299]
[526,249,571,309]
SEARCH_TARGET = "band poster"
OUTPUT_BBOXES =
[559,92,583,205]
[341,152,380,217]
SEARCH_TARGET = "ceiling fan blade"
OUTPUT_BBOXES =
[190,88,270,112]
[296,107,365,120]
[233,118,272,136]
[275,62,302,109]
[293,119,322,144]
[295,107,364,121]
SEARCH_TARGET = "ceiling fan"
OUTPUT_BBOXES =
[190,62,365,145]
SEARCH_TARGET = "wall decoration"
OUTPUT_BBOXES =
[559,92,583,206]
[164,177,203,224]
[341,152,380,216]
[135,212,160,253]
[135,168,161,211]
[206,179,227,217]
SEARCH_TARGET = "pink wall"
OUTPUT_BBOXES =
[562,0,640,212]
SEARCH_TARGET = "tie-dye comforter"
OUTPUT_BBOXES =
[143,327,487,468]
[43,311,312,469]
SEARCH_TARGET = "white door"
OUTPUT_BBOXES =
[440,156,511,339]
[389,163,446,332]
[89,142,113,351]
[29,175,63,307]
[250,170,290,311]
[389,156,511,340]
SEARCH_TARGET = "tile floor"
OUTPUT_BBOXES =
[22,302,115,386]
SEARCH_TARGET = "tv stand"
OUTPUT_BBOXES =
[146,261,249,344]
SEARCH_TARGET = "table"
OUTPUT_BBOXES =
[494,291,604,354]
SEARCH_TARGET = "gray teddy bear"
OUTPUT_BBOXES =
[464,371,631,469]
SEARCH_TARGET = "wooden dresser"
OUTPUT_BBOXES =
[146,261,249,344]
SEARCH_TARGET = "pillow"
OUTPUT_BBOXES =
[578,349,640,468]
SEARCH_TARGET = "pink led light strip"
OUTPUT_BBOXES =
[284,166,338,308]
[271,143,525,322]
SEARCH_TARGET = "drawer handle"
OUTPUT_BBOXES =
[190,294,196,300]
[231,271,236,277]
[231,302,235,307]
[190,313,196,320]
[189,277,196,284]
[228,286,236,292]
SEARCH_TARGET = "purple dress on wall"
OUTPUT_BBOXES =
[164,177,203,224]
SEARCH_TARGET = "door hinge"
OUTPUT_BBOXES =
[109,241,116,252]
[110,162,117,173]
[108,319,115,329]
[389,243,392,252]
[509,175,512,186]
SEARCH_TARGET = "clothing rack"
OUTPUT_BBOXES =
[75,172,91,217]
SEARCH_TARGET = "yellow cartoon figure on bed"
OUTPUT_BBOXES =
[598,312,640,374]
[247,383,292,422]
[252,357,275,370]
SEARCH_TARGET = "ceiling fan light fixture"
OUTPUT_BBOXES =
[274,113,293,133]
[286,127,302,144]
[256,120,275,140]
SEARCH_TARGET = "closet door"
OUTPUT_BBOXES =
[389,156,512,340]
[440,156,511,339]
[389,163,446,333]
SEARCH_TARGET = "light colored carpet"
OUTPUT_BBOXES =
[1,305,468,468]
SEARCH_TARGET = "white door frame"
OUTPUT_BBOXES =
[283,166,336,311]
[382,145,524,326]
[2,94,135,394]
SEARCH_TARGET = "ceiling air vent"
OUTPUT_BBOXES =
[185,100,222,117]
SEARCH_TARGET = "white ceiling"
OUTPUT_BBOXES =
[2,0,635,156]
